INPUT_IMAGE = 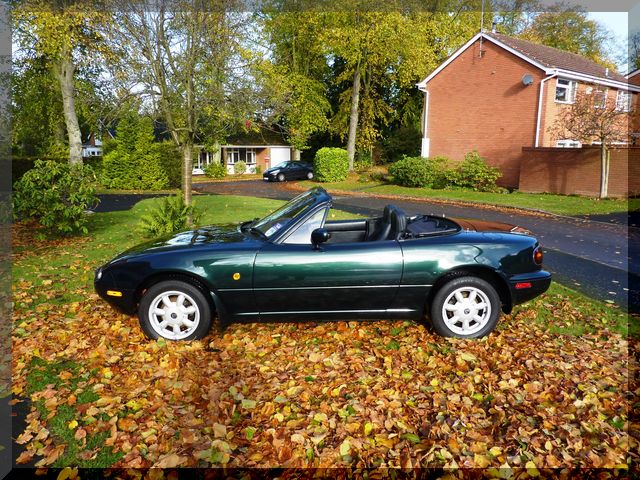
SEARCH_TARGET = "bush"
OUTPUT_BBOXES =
[358,165,389,183]
[204,162,227,179]
[314,147,349,182]
[139,194,203,238]
[354,151,373,172]
[446,151,501,192]
[234,161,247,175]
[13,159,98,236]
[389,156,450,188]
[101,115,170,190]
[157,141,182,188]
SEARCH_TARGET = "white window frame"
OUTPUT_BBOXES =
[593,87,608,109]
[556,139,582,148]
[244,148,256,165]
[226,148,240,165]
[616,90,632,112]
[555,78,577,104]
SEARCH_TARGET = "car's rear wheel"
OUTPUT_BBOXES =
[429,276,500,338]
[306,171,314,180]
[277,173,286,182]
[139,280,212,340]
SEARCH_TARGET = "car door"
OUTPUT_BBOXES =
[287,163,305,180]
[253,238,404,321]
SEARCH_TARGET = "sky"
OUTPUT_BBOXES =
[586,11,629,72]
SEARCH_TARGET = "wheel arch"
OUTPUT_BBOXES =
[427,266,513,314]
[135,271,226,320]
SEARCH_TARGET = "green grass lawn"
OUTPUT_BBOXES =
[298,179,632,216]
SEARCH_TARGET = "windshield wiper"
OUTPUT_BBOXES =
[249,227,267,240]
[240,218,260,232]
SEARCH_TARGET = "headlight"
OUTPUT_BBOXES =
[96,268,103,280]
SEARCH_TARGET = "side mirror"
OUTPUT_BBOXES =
[311,228,331,250]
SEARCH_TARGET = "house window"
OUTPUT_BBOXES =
[593,87,607,108]
[227,148,256,165]
[556,139,581,148]
[555,78,577,103]
[227,148,240,164]
[616,90,632,112]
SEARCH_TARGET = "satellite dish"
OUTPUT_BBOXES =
[522,74,534,86]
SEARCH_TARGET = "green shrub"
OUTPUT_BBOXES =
[139,194,203,238]
[314,147,349,182]
[13,159,98,236]
[354,151,373,172]
[101,115,170,190]
[358,165,389,183]
[255,165,262,175]
[204,162,227,179]
[157,141,182,188]
[426,156,450,189]
[234,161,247,175]
[446,151,501,192]
[389,156,450,188]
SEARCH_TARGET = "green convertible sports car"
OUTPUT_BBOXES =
[95,187,551,341]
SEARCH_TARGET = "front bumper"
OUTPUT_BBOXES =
[509,270,552,305]
[94,267,137,314]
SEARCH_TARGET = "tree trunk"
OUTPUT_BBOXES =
[182,144,194,224]
[599,144,609,198]
[52,49,83,165]
[346,63,361,171]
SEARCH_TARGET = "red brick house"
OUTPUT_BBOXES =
[417,31,640,188]
[627,68,640,86]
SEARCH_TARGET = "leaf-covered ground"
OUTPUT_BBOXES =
[10,196,637,473]
[13,285,633,470]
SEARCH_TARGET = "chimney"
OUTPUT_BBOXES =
[605,67,609,77]
[491,22,497,33]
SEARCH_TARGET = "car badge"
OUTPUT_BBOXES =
[233,273,241,280]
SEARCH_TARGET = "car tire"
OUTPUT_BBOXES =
[277,173,286,182]
[138,280,212,341]
[306,172,314,180]
[429,276,500,338]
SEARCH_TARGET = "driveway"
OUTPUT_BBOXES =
[193,180,638,312]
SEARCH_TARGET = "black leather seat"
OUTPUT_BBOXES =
[389,207,407,240]
[368,205,394,241]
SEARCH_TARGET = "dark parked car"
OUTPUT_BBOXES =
[263,161,314,182]
[95,188,551,341]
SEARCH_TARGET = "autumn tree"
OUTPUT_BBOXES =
[12,1,110,165]
[258,10,331,152]
[551,88,634,198]
[517,8,615,69]
[108,2,258,212]
[319,3,481,169]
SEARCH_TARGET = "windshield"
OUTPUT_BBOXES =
[252,189,320,238]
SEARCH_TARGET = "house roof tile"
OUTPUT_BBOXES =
[485,31,626,83]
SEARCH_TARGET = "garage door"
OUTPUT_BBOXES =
[269,147,291,168]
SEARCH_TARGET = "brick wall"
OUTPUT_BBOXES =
[519,146,640,197]
[425,39,544,188]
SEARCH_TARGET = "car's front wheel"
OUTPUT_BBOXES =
[429,276,500,338]
[139,280,212,340]
[277,173,286,182]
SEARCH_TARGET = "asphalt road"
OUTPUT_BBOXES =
[189,180,638,312]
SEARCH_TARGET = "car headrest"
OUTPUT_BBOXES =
[389,207,407,240]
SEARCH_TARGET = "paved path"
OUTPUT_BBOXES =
[192,180,638,312]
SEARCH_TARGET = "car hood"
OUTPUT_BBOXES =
[111,224,252,261]
[451,217,532,235]
[264,166,283,174]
